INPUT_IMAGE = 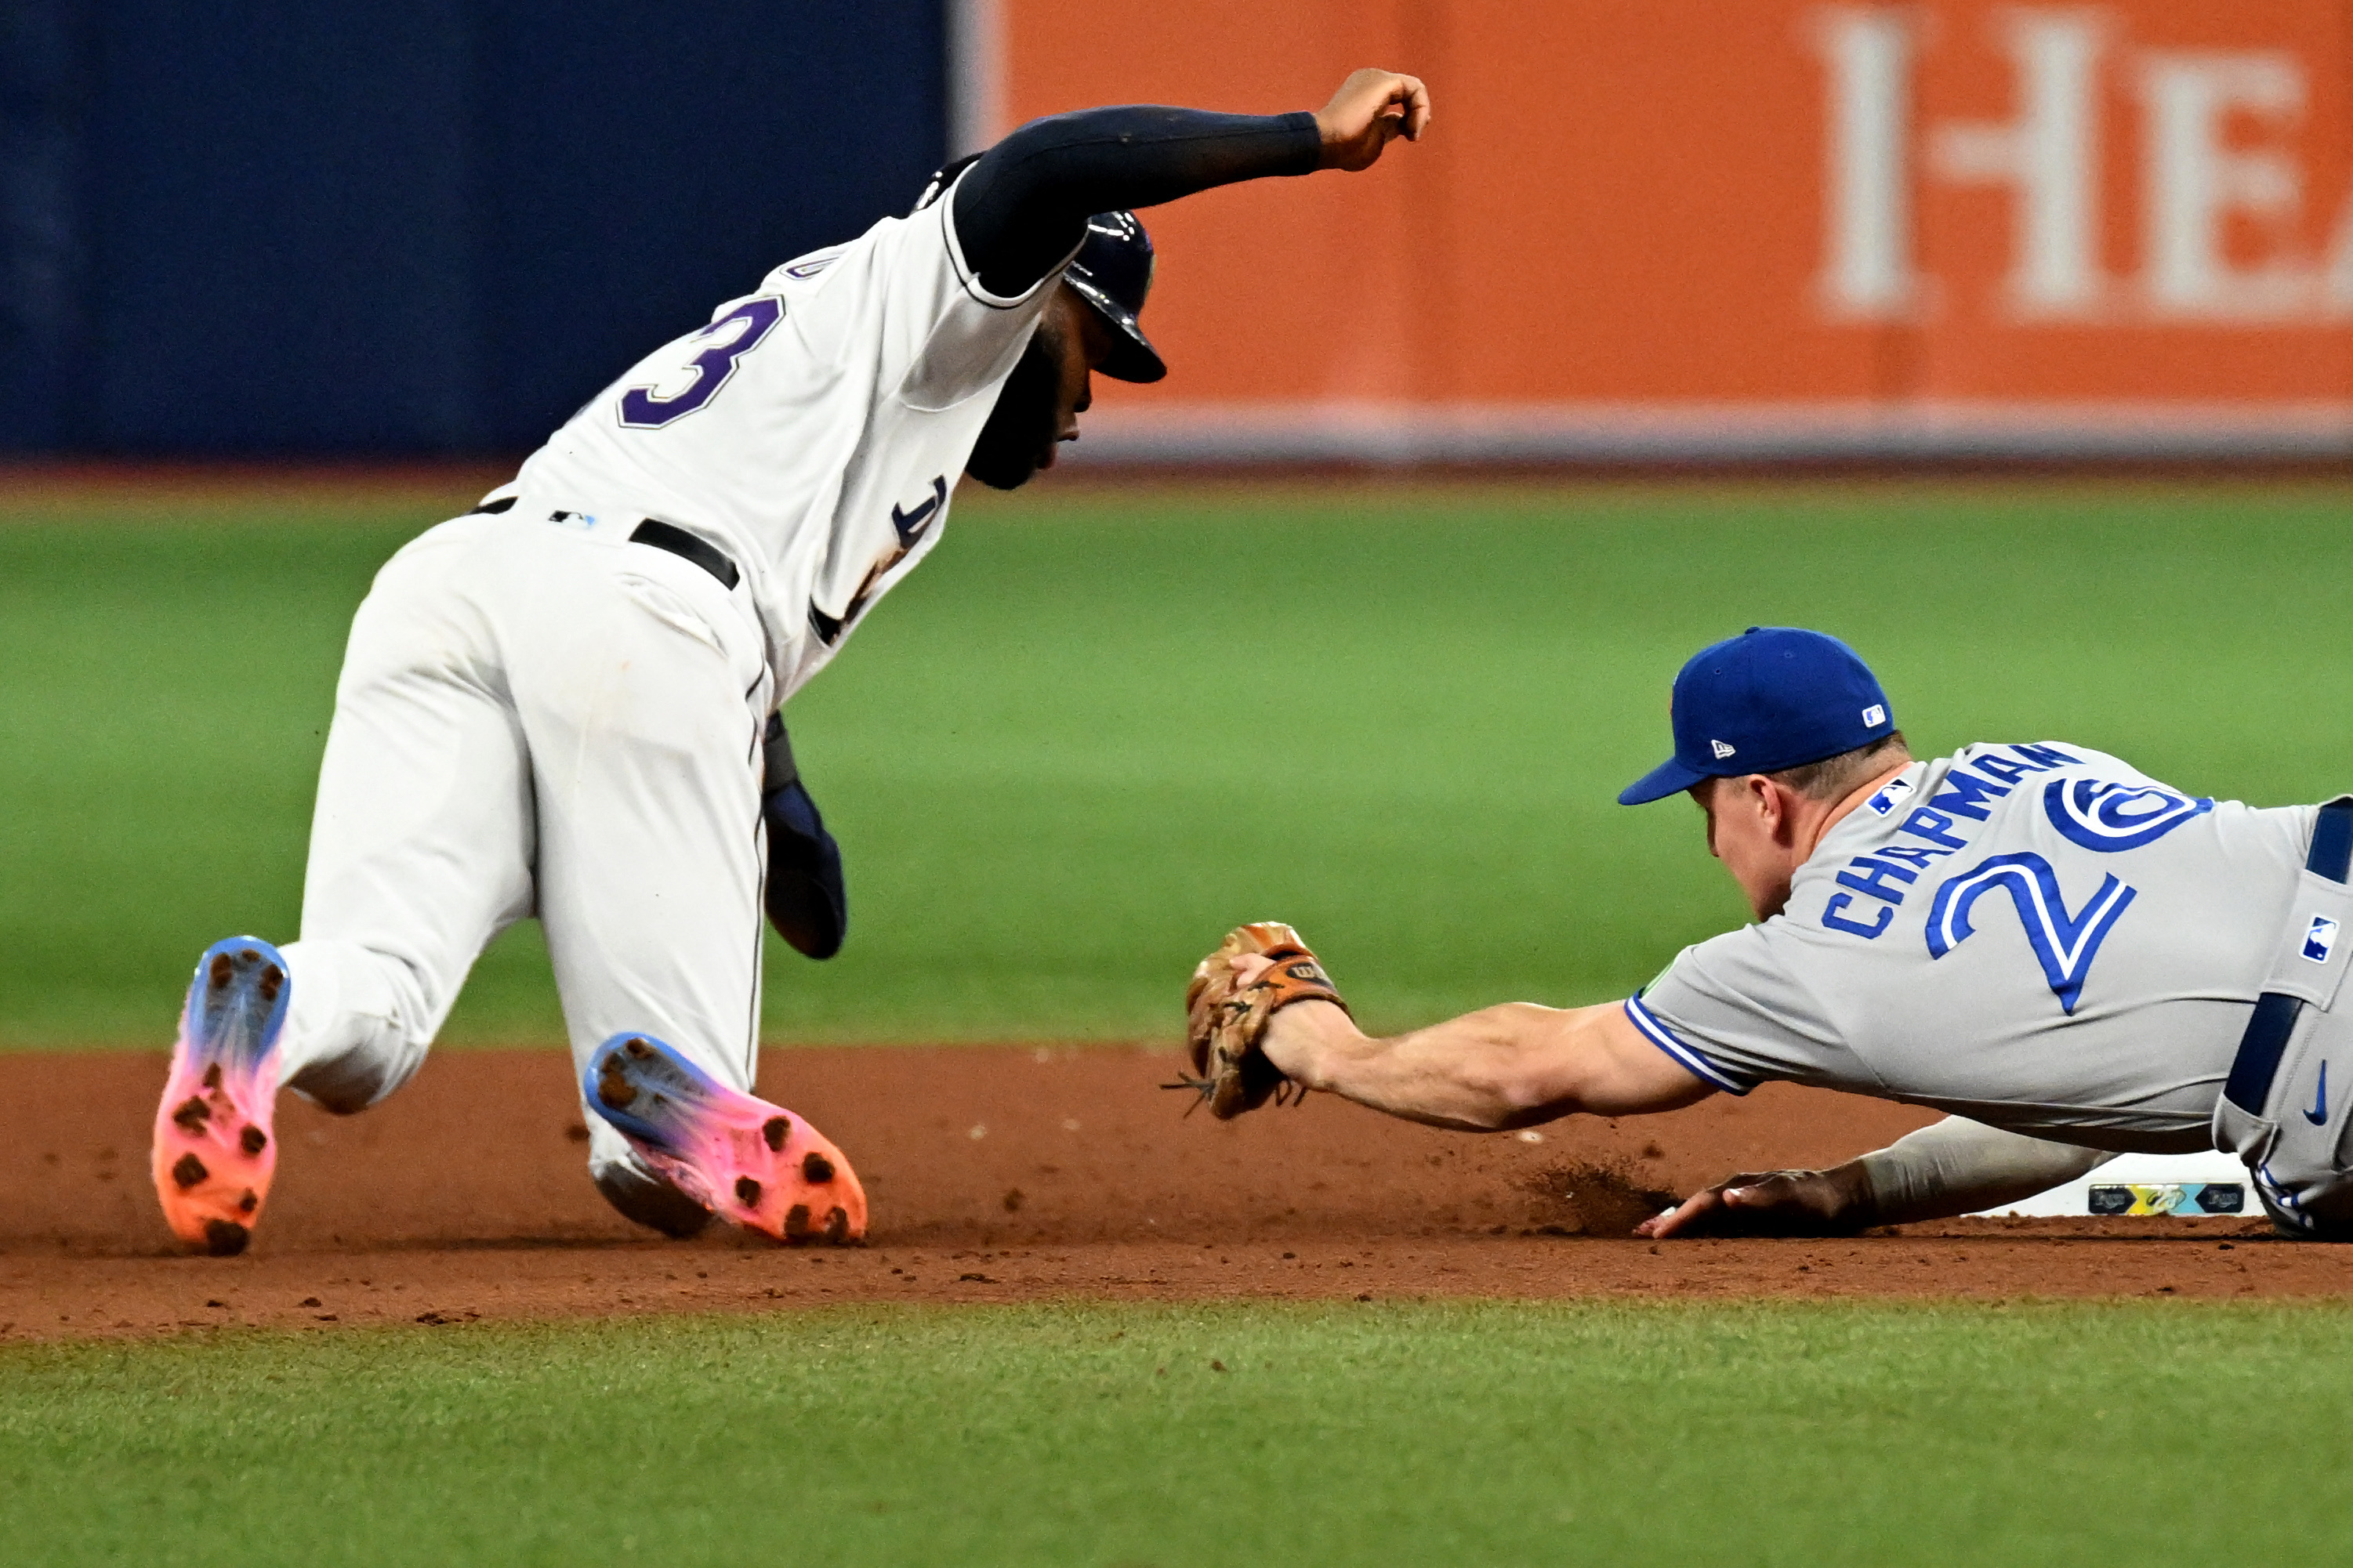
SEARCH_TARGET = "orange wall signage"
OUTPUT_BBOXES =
[996,1,2353,457]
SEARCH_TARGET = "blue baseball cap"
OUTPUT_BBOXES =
[1618,627,1894,806]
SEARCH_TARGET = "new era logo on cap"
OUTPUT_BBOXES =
[1709,740,1735,759]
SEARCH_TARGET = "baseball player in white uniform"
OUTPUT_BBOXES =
[151,70,1434,1256]
[1182,626,2353,1240]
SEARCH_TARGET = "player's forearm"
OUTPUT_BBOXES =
[954,106,1321,296]
[1853,1117,2115,1225]
[1265,1002,1608,1133]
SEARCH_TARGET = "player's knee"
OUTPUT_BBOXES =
[277,939,441,1112]
[282,1027,426,1114]
[2264,1190,2353,1242]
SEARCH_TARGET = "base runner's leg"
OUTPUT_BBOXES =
[151,517,536,1251]
[512,532,865,1241]
[280,519,536,1108]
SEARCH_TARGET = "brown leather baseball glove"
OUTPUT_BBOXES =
[1175,922,1351,1120]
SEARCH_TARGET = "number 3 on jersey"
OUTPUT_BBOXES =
[618,298,782,429]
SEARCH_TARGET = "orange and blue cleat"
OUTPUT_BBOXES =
[585,1032,867,1244]
[150,938,289,1256]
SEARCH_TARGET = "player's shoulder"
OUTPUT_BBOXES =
[758,245,852,294]
[755,201,947,299]
[754,226,883,300]
[1941,738,2142,780]
[1908,741,2167,810]
[1905,740,2315,872]
[1664,913,1822,989]
[1873,740,2201,842]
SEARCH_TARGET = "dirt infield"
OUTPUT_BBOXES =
[4,1047,2342,1342]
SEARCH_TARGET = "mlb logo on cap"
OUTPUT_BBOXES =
[1619,627,1895,806]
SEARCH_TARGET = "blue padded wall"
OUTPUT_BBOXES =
[0,0,946,455]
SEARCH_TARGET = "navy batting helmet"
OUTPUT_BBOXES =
[1063,212,1165,384]
[914,158,1166,384]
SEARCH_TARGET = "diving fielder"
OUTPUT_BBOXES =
[1183,626,2353,1240]
[153,70,1433,1256]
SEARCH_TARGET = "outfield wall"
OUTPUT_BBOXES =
[0,1,946,458]
[7,3,2345,463]
[992,0,2353,462]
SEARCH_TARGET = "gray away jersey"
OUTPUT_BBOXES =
[506,168,1068,703]
[1630,744,2318,1150]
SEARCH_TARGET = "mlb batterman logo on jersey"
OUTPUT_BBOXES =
[2304,916,2339,964]
[1865,775,1915,817]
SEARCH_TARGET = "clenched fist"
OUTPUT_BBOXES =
[1314,69,1432,172]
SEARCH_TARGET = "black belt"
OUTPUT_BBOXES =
[628,520,740,590]
[466,496,739,591]
[2224,798,2353,1114]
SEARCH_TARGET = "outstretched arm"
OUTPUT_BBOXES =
[1636,1115,2117,1238]
[954,68,1431,297]
[1256,988,1716,1132]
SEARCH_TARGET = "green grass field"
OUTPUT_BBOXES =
[5,1299,2349,1567]
[5,479,2352,1045]
[9,478,2353,1566]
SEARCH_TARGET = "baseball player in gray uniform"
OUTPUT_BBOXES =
[1183,626,2353,1240]
[151,69,1433,1256]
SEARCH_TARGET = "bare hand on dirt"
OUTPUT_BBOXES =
[1636,1165,1872,1239]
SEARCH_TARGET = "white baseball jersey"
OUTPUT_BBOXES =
[506,171,1068,699]
[1629,743,2317,1152]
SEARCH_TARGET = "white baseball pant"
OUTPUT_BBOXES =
[270,507,774,1233]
